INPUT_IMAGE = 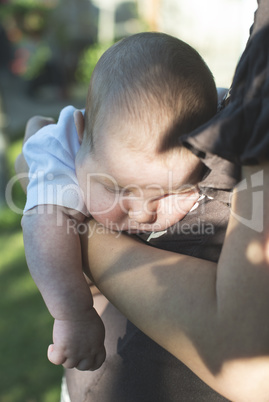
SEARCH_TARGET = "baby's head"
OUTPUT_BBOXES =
[83,31,216,155]
[75,32,217,232]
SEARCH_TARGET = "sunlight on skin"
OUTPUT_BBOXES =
[266,238,269,264]
[220,355,269,399]
[246,241,264,265]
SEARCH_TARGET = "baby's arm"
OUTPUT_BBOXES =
[22,205,106,371]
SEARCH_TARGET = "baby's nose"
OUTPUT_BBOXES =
[128,199,157,224]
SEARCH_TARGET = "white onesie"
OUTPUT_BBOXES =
[23,105,89,216]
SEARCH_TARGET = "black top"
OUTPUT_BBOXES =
[181,23,269,166]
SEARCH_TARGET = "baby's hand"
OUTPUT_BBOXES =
[47,308,106,371]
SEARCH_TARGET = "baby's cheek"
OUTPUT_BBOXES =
[159,193,196,214]
[91,204,126,228]
[174,192,200,215]
[157,192,200,228]
[86,193,117,217]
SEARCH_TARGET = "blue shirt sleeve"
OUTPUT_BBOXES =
[23,105,89,216]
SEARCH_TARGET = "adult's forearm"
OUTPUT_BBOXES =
[84,163,269,401]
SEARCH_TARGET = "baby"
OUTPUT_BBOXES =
[20,32,217,371]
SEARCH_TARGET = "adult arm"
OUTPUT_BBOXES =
[83,162,269,401]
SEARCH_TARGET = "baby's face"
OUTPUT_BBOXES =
[75,131,202,233]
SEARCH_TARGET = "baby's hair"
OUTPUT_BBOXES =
[84,32,217,154]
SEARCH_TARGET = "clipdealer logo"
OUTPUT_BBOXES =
[230,169,264,233]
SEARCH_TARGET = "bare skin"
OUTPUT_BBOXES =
[17,110,201,371]
[16,3,269,390]
[16,113,269,400]
[81,162,269,401]
[16,116,269,400]
[17,116,106,371]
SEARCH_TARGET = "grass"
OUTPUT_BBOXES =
[0,139,63,402]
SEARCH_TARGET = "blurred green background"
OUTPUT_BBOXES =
[0,1,145,400]
[0,140,63,402]
[0,0,256,401]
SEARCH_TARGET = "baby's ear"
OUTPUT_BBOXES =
[74,110,85,144]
